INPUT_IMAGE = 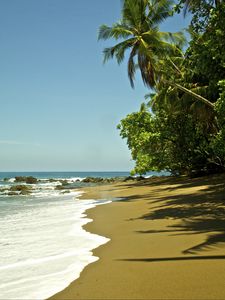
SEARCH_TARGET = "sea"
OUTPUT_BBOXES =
[0,171,166,299]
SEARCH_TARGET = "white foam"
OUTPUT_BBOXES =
[0,194,111,300]
[8,178,16,183]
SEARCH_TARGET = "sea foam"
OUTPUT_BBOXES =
[0,191,111,299]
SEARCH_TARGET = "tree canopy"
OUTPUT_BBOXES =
[99,0,225,176]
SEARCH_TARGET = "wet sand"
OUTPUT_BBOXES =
[50,174,225,299]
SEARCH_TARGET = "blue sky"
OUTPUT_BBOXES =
[0,0,191,171]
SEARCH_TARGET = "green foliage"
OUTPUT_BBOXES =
[216,81,225,124]
[183,2,225,104]
[118,103,221,175]
[211,81,225,162]
[100,0,225,176]
[98,0,185,88]
[118,104,164,174]
[177,0,216,32]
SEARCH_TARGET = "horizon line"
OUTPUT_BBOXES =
[0,170,132,173]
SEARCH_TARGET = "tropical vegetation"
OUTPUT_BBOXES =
[99,0,225,176]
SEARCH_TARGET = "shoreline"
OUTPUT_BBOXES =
[50,174,225,299]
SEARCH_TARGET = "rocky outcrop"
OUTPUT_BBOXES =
[15,176,38,184]
[9,185,32,195]
[82,177,121,184]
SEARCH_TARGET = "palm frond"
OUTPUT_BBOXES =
[123,0,150,30]
[183,0,192,16]
[144,92,155,100]
[102,38,136,64]
[159,31,186,48]
[148,0,174,25]
[98,24,133,41]
[122,0,141,29]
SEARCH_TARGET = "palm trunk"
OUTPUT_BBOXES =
[163,79,215,109]
[165,58,214,109]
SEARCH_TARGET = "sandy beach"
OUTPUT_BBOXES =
[50,174,225,299]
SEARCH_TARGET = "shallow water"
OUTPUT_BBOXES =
[0,173,114,299]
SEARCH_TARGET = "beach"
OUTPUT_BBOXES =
[50,174,225,299]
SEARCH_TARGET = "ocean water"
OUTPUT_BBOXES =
[0,172,131,299]
[0,171,167,299]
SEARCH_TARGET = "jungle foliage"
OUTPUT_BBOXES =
[99,0,225,176]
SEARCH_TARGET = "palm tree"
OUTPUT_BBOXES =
[99,0,183,88]
[99,0,214,109]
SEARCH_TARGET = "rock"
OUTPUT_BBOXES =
[124,175,146,182]
[25,176,38,184]
[123,176,135,181]
[15,176,27,182]
[60,180,69,186]
[55,185,64,190]
[136,176,145,181]
[9,185,32,195]
[20,190,32,195]
[82,176,126,184]
[15,176,38,184]
[61,190,70,194]
[10,185,32,192]
[8,192,18,196]
[83,177,96,183]
[48,178,58,183]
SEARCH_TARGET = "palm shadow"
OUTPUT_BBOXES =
[117,255,225,263]
[134,174,225,254]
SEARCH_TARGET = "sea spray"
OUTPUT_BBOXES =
[0,189,111,299]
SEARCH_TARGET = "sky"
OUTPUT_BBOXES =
[0,0,191,172]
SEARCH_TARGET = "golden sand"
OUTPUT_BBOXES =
[50,175,225,299]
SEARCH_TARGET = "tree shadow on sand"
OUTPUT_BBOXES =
[133,174,225,254]
[117,254,225,263]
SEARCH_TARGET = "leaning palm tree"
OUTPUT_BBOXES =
[99,0,183,88]
[99,0,214,109]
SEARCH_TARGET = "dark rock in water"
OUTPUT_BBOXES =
[83,177,99,183]
[15,176,38,184]
[82,176,124,184]
[55,184,71,190]
[48,178,59,183]
[9,185,32,195]
[124,175,146,181]
[83,177,111,183]
[60,180,69,186]
[3,178,9,181]
[15,176,26,182]
[25,176,38,184]
[8,192,18,196]
[61,190,70,194]
[55,185,64,190]
[76,179,80,182]
[124,176,136,181]
[20,190,31,195]
[136,176,145,181]
[10,185,32,191]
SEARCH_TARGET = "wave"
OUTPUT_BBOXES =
[0,194,111,300]
[0,248,100,271]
